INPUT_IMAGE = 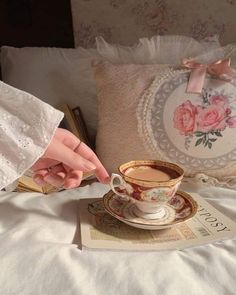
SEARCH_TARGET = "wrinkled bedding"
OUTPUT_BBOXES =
[0,182,235,295]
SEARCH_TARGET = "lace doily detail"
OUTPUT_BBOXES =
[0,81,63,190]
[183,174,236,190]
[137,68,236,180]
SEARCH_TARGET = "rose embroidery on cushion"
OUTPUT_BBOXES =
[173,89,236,149]
[173,100,197,135]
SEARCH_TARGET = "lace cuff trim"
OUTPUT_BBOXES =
[0,81,64,190]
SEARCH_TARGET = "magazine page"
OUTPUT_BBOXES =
[79,193,236,251]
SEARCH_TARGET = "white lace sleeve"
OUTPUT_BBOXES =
[0,81,64,190]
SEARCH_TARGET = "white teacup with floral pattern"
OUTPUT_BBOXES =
[110,160,184,219]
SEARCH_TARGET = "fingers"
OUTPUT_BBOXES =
[45,138,97,172]
[44,174,65,188]
[33,164,66,188]
[33,164,83,189]
[41,128,110,186]
[74,142,110,184]
[52,128,110,183]
[33,173,47,187]
[63,170,83,189]
[31,158,60,171]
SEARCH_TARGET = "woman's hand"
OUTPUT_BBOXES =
[31,128,110,189]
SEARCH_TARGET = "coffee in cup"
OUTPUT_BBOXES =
[124,165,172,181]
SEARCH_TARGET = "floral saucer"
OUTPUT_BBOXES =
[103,190,198,230]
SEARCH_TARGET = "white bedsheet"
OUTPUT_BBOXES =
[0,182,236,295]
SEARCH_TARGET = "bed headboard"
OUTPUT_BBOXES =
[0,0,74,48]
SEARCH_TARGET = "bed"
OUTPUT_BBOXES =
[0,3,236,295]
[0,183,235,294]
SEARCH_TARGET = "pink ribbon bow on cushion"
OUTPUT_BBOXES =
[182,58,236,94]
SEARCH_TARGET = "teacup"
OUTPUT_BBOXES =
[110,160,184,219]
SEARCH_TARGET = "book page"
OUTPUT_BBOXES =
[79,193,236,251]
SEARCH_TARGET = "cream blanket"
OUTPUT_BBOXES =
[0,182,235,295]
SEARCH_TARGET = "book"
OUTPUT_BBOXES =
[72,106,91,148]
[79,192,236,251]
[17,174,59,194]
[57,104,91,148]
[16,171,94,194]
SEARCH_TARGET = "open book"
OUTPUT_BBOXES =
[17,171,94,194]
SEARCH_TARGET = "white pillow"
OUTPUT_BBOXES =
[96,35,221,65]
[0,46,101,144]
[0,36,222,146]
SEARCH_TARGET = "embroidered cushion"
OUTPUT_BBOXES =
[94,61,236,183]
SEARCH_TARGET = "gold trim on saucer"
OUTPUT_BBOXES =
[103,190,198,230]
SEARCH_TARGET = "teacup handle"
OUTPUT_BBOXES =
[110,173,129,199]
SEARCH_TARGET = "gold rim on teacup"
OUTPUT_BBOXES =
[110,160,185,218]
[118,160,184,188]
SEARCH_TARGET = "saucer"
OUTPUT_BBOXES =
[103,190,198,230]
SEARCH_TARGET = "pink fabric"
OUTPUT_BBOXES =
[182,58,236,93]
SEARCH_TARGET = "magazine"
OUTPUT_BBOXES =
[79,192,236,251]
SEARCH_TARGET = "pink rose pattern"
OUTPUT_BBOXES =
[173,100,197,136]
[73,0,234,48]
[173,89,236,149]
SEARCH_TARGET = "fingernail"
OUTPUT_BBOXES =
[44,175,55,182]
[44,175,63,187]
[34,176,45,186]
[84,162,96,171]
